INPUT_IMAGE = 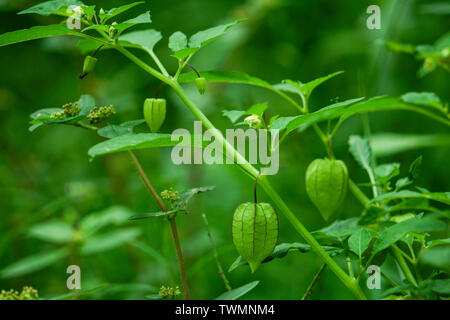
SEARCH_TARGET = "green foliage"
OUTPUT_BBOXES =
[0,24,83,47]
[215,281,259,300]
[18,0,85,16]
[0,0,448,301]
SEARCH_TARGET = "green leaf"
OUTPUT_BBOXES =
[349,135,375,183]
[80,228,141,256]
[348,228,373,258]
[179,70,274,89]
[215,281,259,300]
[270,98,365,132]
[18,0,85,16]
[385,40,415,54]
[370,190,450,206]
[375,163,400,184]
[430,279,450,294]
[79,206,134,236]
[179,72,450,128]
[427,238,450,248]
[0,248,69,278]
[168,31,187,52]
[97,120,145,139]
[99,2,145,23]
[48,284,109,300]
[222,103,268,124]
[28,221,74,244]
[222,110,246,124]
[277,71,344,98]
[28,94,95,131]
[401,92,444,110]
[372,215,446,254]
[370,133,450,157]
[88,133,204,159]
[128,209,181,221]
[228,242,343,272]
[189,19,245,49]
[113,11,152,34]
[312,218,361,243]
[0,24,83,47]
[29,94,96,130]
[420,245,450,271]
[174,186,215,211]
[409,155,423,180]
[119,29,162,52]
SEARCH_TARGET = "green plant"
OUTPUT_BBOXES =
[0,0,449,300]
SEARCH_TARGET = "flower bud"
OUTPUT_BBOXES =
[143,98,167,133]
[244,114,262,129]
[195,77,207,95]
[82,56,97,75]
[305,158,348,221]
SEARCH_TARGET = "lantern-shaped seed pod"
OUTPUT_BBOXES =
[232,202,278,273]
[143,98,166,133]
[195,77,206,95]
[305,158,349,221]
[82,56,98,75]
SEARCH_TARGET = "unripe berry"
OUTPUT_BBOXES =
[232,202,278,273]
[143,98,167,133]
[305,158,348,221]
[195,77,206,95]
[82,56,97,74]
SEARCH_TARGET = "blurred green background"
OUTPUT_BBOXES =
[0,0,448,299]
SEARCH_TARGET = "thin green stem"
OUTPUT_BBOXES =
[113,46,367,300]
[301,263,326,300]
[391,245,418,287]
[346,255,355,280]
[174,54,194,80]
[148,49,170,77]
[202,213,232,292]
[349,179,370,207]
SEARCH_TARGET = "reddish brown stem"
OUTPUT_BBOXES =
[128,150,190,299]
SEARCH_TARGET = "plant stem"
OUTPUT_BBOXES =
[202,213,232,292]
[301,263,326,300]
[346,255,355,279]
[391,245,418,287]
[128,150,167,211]
[127,150,190,299]
[148,49,170,77]
[349,179,370,207]
[114,46,367,300]
[168,217,190,299]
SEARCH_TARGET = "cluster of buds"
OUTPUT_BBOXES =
[0,286,39,300]
[50,102,81,120]
[161,187,180,202]
[86,105,116,124]
[158,285,181,299]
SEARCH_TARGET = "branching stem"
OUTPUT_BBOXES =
[128,150,190,299]
[113,45,367,300]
